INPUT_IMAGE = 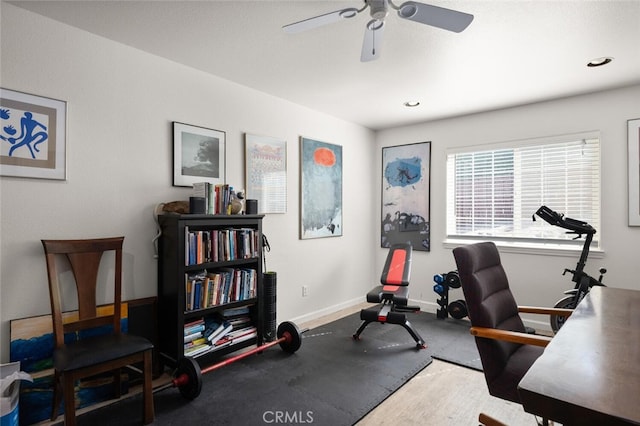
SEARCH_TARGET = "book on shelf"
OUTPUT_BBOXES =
[184,330,204,343]
[231,330,257,345]
[184,318,205,329]
[184,337,207,348]
[212,326,257,349]
[184,342,212,357]
[211,339,232,351]
[225,325,257,340]
[192,183,232,215]
[226,315,251,329]
[208,322,233,345]
[184,319,205,336]
[222,305,251,317]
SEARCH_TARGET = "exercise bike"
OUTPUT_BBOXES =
[533,205,607,332]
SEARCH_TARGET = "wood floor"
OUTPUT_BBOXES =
[300,304,542,426]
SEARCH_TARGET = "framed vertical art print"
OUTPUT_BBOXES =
[173,121,225,187]
[0,88,67,180]
[381,141,431,251]
[300,137,342,239]
[629,118,640,226]
[244,133,287,214]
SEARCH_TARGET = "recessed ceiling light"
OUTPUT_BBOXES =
[587,57,613,67]
[404,101,420,107]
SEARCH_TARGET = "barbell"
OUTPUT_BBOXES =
[168,321,306,400]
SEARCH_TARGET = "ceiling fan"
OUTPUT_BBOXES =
[282,0,474,62]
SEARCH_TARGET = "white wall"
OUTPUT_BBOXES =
[377,85,640,328]
[0,4,377,362]
[2,4,639,363]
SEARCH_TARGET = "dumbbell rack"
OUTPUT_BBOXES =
[432,271,468,320]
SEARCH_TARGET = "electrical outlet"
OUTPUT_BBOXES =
[302,285,309,297]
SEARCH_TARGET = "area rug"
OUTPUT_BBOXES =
[73,311,479,426]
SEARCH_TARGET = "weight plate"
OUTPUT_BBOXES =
[447,299,468,320]
[445,271,461,289]
[175,356,202,400]
[277,321,302,353]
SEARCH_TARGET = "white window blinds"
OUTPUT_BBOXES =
[446,132,601,246]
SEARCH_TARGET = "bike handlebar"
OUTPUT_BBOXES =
[534,205,596,235]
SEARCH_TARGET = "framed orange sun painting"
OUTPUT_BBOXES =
[300,137,342,239]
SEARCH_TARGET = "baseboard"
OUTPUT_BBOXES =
[290,297,437,328]
[289,296,553,334]
[408,298,439,314]
[520,317,553,332]
[289,296,363,325]
[408,298,553,332]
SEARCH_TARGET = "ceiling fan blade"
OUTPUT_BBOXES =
[361,20,385,62]
[397,1,474,33]
[283,7,360,34]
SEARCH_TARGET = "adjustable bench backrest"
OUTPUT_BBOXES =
[380,243,412,288]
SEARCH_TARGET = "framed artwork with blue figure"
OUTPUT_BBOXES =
[0,88,67,180]
[382,142,431,251]
[300,137,342,239]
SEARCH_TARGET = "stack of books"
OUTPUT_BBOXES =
[182,308,257,357]
[183,318,210,357]
[193,182,233,215]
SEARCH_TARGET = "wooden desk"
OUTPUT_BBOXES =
[518,287,640,425]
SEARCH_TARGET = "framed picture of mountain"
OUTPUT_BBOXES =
[173,121,225,187]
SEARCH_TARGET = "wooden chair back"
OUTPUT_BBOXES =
[42,237,125,348]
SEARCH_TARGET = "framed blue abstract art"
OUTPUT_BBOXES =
[0,88,67,180]
[381,141,431,251]
[300,137,342,239]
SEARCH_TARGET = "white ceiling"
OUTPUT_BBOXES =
[8,0,640,130]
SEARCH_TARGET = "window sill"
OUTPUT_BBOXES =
[443,238,604,258]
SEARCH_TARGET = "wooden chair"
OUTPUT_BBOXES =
[479,412,508,426]
[42,237,154,425]
[452,242,571,426]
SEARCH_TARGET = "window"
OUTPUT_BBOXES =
[446,132,601,248]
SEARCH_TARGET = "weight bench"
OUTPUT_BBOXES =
[353,243,426,349]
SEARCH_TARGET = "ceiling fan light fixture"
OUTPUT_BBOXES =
[284,1,473,61]
[404,101,420,107]
[587,57,613,67]
[367,19,385,31]
[339,8,359,19]
[369,0,390,20]
[398,2,418,19]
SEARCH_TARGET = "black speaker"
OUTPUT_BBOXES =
[263,271,277,341]
[246,199,258,215]
[189,196,206,214]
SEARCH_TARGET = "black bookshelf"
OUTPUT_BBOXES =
[157,213,265,368]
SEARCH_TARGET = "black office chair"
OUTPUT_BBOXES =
[452,242,572,426]
[353,243,426,348]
